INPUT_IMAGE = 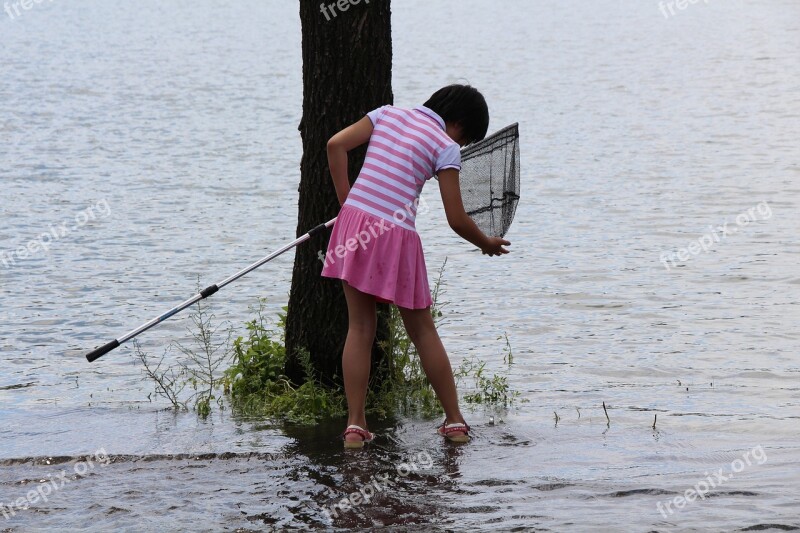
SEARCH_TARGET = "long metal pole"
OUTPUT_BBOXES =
[86,218,336,362]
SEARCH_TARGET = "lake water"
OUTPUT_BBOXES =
[1,0,799,530]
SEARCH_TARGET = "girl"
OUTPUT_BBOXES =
[321,84,511,448]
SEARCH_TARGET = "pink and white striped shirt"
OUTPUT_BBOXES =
[343,105,461,231]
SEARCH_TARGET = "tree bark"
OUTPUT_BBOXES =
[285,0,393,386]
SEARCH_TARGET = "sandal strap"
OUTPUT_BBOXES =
[439,421,470,435]
[341,425,373,441]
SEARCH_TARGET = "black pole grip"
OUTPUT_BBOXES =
[200,284,219,298]
[307,222,329,238]
[86,340,120,362]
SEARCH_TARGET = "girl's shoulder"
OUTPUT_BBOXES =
[366,104,408,125]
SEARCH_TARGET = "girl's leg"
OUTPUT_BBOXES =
[341,281,377,442]
[397,305,467,437]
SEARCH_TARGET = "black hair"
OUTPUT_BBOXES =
[423,84,489,145]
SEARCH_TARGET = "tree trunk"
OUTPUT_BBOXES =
[285,0,393,386]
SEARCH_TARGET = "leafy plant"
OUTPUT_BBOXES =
[454,331,520,407]
[133,295,231,417]
[223,301,346,423]
[134,340,187,410]
[223,303,287,398]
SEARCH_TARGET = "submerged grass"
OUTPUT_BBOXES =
[133,291,231,417]
[135,260,521,424]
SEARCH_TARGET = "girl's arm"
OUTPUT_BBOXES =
[326,116,374,206]
[438,168,511,256]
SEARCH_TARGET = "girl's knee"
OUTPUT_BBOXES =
[399,309,435,342]
[348,319,377,338]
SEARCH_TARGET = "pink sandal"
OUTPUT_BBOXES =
[437,420,471,443]
[341,425,374,449]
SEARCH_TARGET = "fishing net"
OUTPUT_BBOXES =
[448,123,520,237]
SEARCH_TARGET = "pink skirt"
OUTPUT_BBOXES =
[320,204,432,310]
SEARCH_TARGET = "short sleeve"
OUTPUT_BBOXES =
[366,105,390,126]
[435,143,461,173]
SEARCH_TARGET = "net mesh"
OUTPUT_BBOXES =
[449,123,520,238]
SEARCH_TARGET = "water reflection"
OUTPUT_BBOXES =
[281,418,465,528]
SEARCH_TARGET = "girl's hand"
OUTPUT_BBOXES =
[481,237,511,256]
[438,168,511,255]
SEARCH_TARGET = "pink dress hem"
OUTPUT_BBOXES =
[320,205,432,310]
